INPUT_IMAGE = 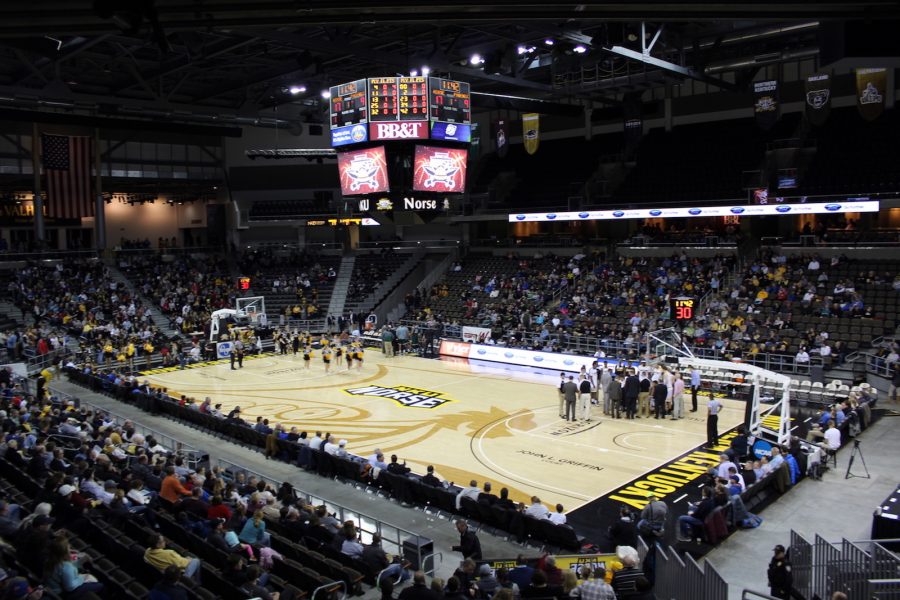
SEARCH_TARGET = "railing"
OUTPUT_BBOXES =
[653,542,728,600]
[113,245,225,256]
[48,384,206,468]
[863,352,895,378]
[215,457,435,571]
[790,530,900,600]
[357,240,460,250]
[0,249,100,262]
[741,591,782,600]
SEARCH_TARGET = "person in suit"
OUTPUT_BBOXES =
[563,376,579,422]
[623,369,641,419]
[608,375,624,419]
[477,482,498,505]
[652,380,668,420]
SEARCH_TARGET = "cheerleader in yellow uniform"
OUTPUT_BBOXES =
[322,345,332,373]
[333,341,343,368]
[345,346,353,370]
[353,343,364,370]
[302,345,312,370]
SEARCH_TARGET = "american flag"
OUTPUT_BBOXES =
[41,134,94,219]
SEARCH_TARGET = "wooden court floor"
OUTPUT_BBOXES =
[141,351,745,510]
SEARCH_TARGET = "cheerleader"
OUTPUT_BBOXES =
[322,345,332,373]
[333,342,343,368]
[354,343,364,370]
[345,346,354,370]
[302,345,312,369]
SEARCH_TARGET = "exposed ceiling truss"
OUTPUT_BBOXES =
[0,2,891,127]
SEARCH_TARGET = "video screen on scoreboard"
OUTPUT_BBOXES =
[412,145,468,193]
[337,146,389,196]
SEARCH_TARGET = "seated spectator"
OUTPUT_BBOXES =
[676,486,715,542]
[523,497,550,519]
[144,534,202,583]
[570,566,616,600]
[521,569,562,600]
[608,505,638,549]
[43,536,105,598]
[637,493,667,538]
[611,554,644,598]
[455,481,480,510]
[362,534,411,585]
[239,510,271,547]
[149,565,189,600]
[547,503,566,525]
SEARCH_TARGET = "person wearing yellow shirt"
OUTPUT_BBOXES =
[755,289,769,303]
[143,342,155,369]
[125,342,136,370]
[302,346,312,370]
[103,341,114,365]
[144,534,201,582]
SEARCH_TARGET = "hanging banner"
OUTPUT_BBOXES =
[805,72,832,127]
[494,118,508,158]
[469,122,482,159]
[856,67,886,121]
[622,91,643,156]
[753,80,780,130]
[522,113,540,155]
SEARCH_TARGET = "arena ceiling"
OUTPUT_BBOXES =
[0,1,896,127]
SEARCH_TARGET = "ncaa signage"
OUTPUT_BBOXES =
[370,121,428,140]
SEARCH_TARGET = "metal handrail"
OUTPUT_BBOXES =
[741,591,782,600]
[310,580,346,600]
[420,552,443,577]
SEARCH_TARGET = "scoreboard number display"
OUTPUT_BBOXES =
[428,77,471,124]
[368,77,399,121]
[329,79,368,129]
[670,297,695,322]
[398,76,428,120]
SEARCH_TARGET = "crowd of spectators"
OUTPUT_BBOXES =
[117,253,232,335]
[236,247,336,320]
[5,259,168,371]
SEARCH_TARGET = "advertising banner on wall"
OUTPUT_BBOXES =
[461,326,492,343]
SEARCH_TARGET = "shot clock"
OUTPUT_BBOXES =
[671,297,695,322]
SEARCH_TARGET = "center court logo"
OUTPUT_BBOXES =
[343,385,453,409]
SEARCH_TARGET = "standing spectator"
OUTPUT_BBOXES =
[451,519,481,560]
[767,545,792,600]
[637,492,668,538]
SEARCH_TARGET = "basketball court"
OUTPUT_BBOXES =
[140,350,747,510]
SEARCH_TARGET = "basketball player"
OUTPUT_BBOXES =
[589,361,600,405]
[557,372,566,419]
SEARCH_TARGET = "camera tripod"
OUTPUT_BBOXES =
[845,439,870,480]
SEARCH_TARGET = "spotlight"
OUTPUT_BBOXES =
[469,53,483,65]
[320,89,331,99]
[421,66,431,76]
[289,85,306,95]
[409,69,418,76]
[573,45,587,53]
[544,39,554,46]
[517,45,528,55]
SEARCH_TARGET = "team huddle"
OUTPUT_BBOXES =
[271,329,365,372]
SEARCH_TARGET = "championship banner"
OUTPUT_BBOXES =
[622,91,643,156]
[461,326,492,343]
[470,122,482,159]
[805,72,832,127]
[522,113,540,155]
[753,80,780,130]
[856,67,886,121]
[494,118,508,158]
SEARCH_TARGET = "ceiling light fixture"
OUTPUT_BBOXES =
[469,53,483,65]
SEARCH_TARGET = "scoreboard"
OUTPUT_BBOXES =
[329,79,368,130]
[368,76,428,122]
[329,76,471,146]
[428,77,471,124]
[670,297,696,322]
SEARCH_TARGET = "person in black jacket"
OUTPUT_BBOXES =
[623,370,641,419]
[149,565,190,600]
[651,380,668,420]
[676,486,715,541]
[767,545,792,600]
[451,519,481,560]
[608,505,638,550]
